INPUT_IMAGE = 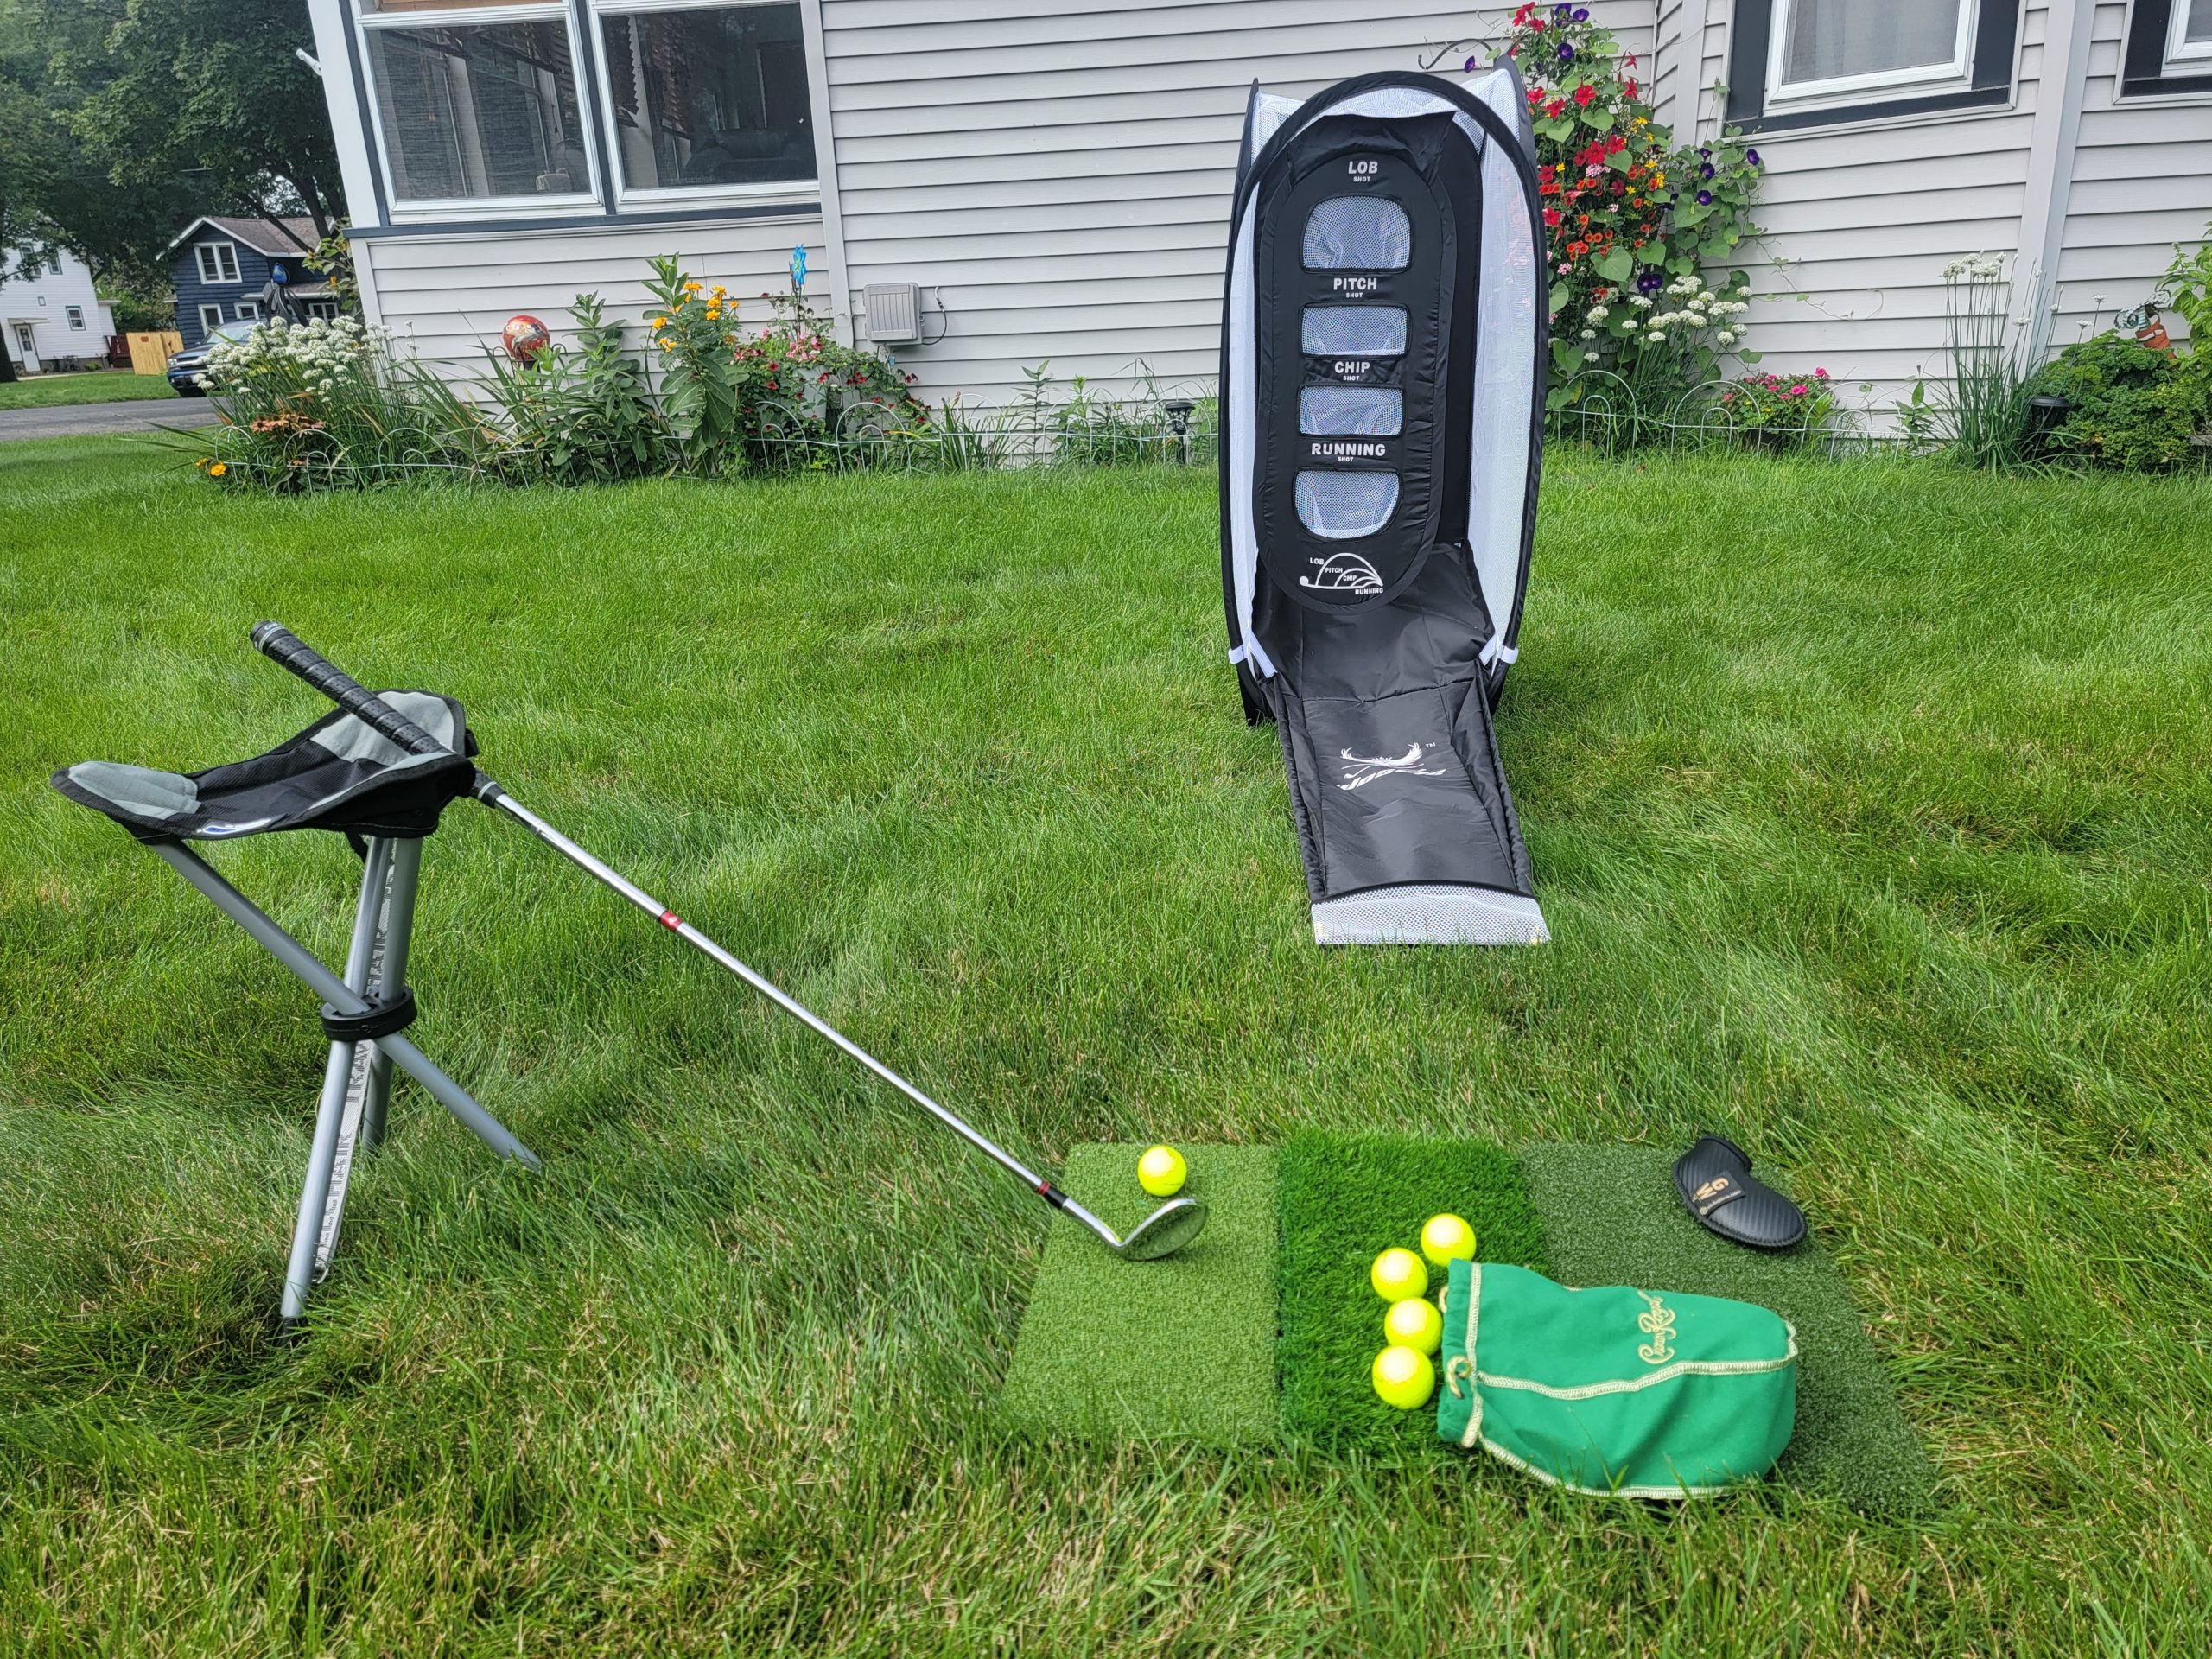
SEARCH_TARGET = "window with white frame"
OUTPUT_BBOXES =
[198,303,226,334]
[594,0,815,200]
[359,0,594,209]
[235,300,262,321]
[2172,0,2212,64]
[66,305,85,329]
[1767,0,1973,106]
[196,242,240,284]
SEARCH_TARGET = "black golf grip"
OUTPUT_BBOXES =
[250,622,449,757]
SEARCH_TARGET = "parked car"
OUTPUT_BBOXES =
[166,320,261,396]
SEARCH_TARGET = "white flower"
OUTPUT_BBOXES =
[1716,330,1737,345]
[1647,332,1666,344]
[1587,304,1610,321]
[1583,350,1599,361]
[1630,295,1652,309]
[1580,328,1597,340]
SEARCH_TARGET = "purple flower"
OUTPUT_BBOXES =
[1697,190,1712,205]
[1553,3,1572,16]
[1637,268,1663,294]
[1747,148,1763,167]
[1573,5,1589,17]
[1464,55,1478,73]
[1698,146,1711,158]
[1558,41,1574,62]
[1701,161,1715,179]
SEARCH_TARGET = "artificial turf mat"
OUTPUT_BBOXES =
[1001,1143,1280,1446]
[1519,1144,1936,1514]
[1276,1133,1548,1455]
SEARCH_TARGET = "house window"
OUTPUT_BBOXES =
[1768,0,1973,105]
[67,305,85,329]
[198,303,226,334]
[2121,0,2212,95]
[359,1,594,209]
[235,300,262,321]
[196,242,240,284]
[304,299,342,319]
[594,0,816,200]
[1726,0,2019,132]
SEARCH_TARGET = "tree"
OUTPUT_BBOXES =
[64,0,343,236]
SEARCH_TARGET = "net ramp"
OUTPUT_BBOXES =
[1219,67,1549,947]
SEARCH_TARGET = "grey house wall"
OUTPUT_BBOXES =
[311,0,2205,410]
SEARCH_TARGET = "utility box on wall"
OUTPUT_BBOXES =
[861,282,922,344]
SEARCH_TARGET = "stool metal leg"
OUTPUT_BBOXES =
[148,841,538,1321]
[315,836,424,1282]
[281,836,391,1320]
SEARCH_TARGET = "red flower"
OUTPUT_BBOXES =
[1604,134,1627,154]
[1537,162,1556,183]
[1545,99,1566,118]
[1572,85,1595,106]
[1543,207,1564,227]
[1624,78,1638,98]
[1567,240,1587,257]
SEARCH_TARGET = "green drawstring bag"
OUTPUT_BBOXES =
[1435,1260,1797,1498]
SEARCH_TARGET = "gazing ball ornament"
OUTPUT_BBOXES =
[502,314,551,364]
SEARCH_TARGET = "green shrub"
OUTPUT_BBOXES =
[2025,333,2211,473]
[478,295,663,484]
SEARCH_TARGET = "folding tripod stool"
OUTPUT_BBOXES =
[52,690,537,1322]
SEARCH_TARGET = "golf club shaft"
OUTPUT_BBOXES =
[247,624,1086,1222]
[476,783,1058,1198]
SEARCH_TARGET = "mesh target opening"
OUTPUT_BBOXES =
[1300,306,1408,356]
[1294,471,1400,540]
[1303,197,1413,270]
[1300,386,1404,436]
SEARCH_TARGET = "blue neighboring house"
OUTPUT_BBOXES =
[167,216,339,351]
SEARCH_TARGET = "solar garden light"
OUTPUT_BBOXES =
[1164,397,1196,464]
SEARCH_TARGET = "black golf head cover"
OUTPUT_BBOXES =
[1673,1135,1807,1251]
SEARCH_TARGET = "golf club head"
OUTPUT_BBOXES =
[1114,1197,1208,1261]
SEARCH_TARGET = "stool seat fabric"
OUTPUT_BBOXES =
[54,691,476,843]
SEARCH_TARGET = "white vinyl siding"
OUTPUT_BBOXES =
[2056,1,2212,346]
[355,215,823,367]
[817,0,1653,405]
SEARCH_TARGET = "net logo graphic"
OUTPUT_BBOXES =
[1337,743,1449,791]
[1300,551,1385,595]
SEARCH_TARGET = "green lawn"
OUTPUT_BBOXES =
[3,437,2210,1654]
[0,370,177,410]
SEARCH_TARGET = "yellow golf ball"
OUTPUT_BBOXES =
[1372,1344,1436,1410]
[1370,1247,1428,1302]
[1136,1144,1187,1198]
[1384,1296,1443,1356]
[1421,1212,1478,1268]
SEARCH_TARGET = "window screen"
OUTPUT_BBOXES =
[1300,386,1403,435]
[1300,306,1408,356]
[1302,197,1412,270]
[1294,471,1400,540]
[366,21,587,201]
[600,3,816,191]
[2186,0,2212,43]
[1779,0,1963,86]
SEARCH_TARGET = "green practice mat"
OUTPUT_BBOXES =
[1519,1144,1936,1514]
[1276,1133,1548,1455]
[1001,1143,1281,1446]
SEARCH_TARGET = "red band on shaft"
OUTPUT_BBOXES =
[658,910,682,930]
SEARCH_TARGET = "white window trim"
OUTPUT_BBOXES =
[235,300,262,321]
[356,0,603,222]
[198,303,226,334]
[1764,0,1975,111]
[2171,0,2212,65]
[196,242,241,284]
[67,306,85,329]
[587,0,820,213]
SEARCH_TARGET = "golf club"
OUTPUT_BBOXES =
[246,623,1208,1262]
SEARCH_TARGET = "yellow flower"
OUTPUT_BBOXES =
[683,280,702,293]
[659,340,672,351]
[652,315,666,329]
[208,461,228,477]
[1651,172,1666,187]
[705,307,721,320]
[711,284,726,297]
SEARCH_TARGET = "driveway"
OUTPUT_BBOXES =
[0,400,221,442]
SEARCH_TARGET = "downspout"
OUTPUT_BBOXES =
[2016,0,2097,340]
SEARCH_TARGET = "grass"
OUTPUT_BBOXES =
[1,436,2210,1651]
[1520,1143,1934,1513]
[1001,1143,1279,1446]
[1276,1133,1548,1455]
[0,371,176,410]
